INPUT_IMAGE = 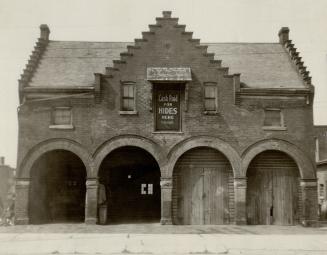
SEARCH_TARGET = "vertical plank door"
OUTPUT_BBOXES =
[203,167,229,224]
[272,167,299,225]
[190,167,204,225]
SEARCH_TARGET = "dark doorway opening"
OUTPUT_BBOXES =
[99,146,161,224]
[29,150,86,224]
[246,150,300,225]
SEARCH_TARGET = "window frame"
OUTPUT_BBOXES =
[49,106,74,130]
[262,108,287,131]
[203,82,218,114]
[119,82,138,115]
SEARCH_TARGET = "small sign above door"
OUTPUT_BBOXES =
[147,67,192,81]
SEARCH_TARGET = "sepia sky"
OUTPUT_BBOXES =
[0,0,326,167]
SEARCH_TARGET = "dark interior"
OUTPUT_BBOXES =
[29,150,86,224]
[99,146,161,223]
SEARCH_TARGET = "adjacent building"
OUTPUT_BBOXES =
[0,157,15,221]
[315,126,327,219]
[15,11,318,226]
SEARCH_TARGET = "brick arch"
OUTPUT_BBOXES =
[166,136,241,178]
[93,135,165,177]
[18,139,93,178]
[241,139,316,179]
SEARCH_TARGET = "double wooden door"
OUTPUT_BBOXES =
[246,151,300,225]
[176,166,230,225]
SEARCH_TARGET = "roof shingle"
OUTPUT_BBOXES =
[28,41,305,89]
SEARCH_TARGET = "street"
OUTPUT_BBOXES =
[0,224,327,254]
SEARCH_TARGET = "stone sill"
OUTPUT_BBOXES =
[203,111,219,115]
[119,110,138,115]
[262,126,287,131]
[153,131,184,135]
[49,124,74,130]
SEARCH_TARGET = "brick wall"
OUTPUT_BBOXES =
[15,14,318,226]
[0,164,15,215]
[315,126,327,161]
[17,19,315,175]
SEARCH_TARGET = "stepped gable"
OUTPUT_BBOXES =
[18,24,50,101]
[102,11,239,82]
[19,12,313,102]
[207,43,308,89]
[278,27,313,87]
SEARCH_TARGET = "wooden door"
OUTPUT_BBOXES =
[246,151,300,225]
[203,167,229,224]
[172,147,233,225]
[272,167,299,225]
[247,170,273,225]
[176,166,230,224]
[190,167,204,224]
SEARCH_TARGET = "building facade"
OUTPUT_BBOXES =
[15,12,318,226]
[0,157,15,222]
[315,126,327,219]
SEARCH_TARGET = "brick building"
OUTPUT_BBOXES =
[0,157,15,220]
[15,12,318,226]
[315,126,327,219]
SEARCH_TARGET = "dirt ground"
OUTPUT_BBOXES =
[1,223,327,234]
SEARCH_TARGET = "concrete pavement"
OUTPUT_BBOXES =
[0,224,327,254]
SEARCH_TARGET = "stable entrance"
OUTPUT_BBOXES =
[172,147,234,225]
[99,146,161,223]
[29,150,86,224]
[246,150,300,225]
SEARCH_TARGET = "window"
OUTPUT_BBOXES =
[204,83,217,112]
[49,107,73,129]
[319,184,324,198]
[121,83,135,111]
[263,108,285,130]
[316,137,320,162]
[141,184,153,195]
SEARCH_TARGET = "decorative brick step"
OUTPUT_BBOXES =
[188,38,200,45]
[148,24,161,32]
[105,67,119,75]
[217,67,229,75]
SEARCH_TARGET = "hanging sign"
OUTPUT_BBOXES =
[156,89,180,131]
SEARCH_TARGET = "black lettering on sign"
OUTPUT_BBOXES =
[156,88,180,131]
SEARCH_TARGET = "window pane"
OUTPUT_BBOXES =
[122,99,134,111]
[205,99,216,111]
[148,184,153,195]
[128,99,134,110]
[53,108,71,125]
[123,84,134,98]
[128,85,134,97]
[264,110,281,126]
[122,99,130,110]
[122,84,135,111]
[205,86,216,98]
[123,85,129,97]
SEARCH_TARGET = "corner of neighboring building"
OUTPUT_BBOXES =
[0,157,16,225]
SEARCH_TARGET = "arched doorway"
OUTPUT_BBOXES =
[29,150,86,224]
[98,146,161,223]
[246,150,300,225]
[172,147,234,225]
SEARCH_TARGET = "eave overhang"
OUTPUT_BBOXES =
[22,86,95,101]
[239,87,313,96]
[317,159,327,167]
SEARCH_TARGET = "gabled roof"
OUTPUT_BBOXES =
[26,41,306,89]
[19,12,313,100]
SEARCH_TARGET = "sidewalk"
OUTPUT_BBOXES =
[0,224,327,254]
